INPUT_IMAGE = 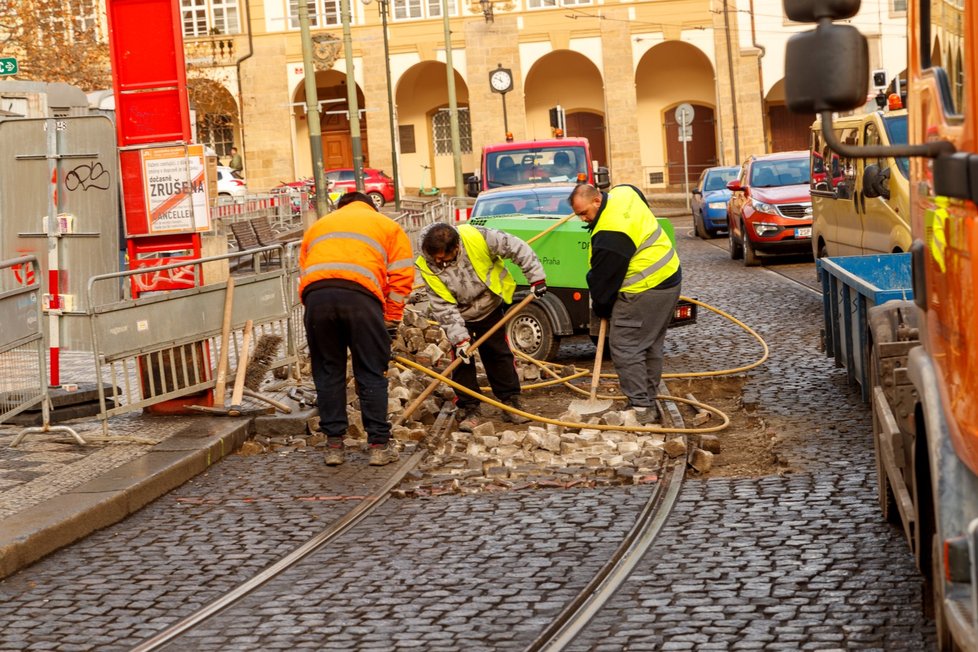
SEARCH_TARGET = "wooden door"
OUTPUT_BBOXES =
[664,104,717,188]
[768,104,814,152]
[566,111,607,167]
[323,134,351,170]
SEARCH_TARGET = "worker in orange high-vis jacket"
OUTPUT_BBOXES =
[299,192,415,467]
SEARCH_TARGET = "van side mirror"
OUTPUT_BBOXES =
[862,164,891,200]
[465,175,480,198]
[594,166,611,190]
[785,23,868,113]
[783,0,860,22]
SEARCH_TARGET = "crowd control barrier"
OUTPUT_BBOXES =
[85,246,296,434]
[1,256,85,447]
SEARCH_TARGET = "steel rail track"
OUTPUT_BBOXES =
[130,408,453,652]
[524,385,687,652]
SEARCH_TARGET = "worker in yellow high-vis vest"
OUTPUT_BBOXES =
[416,222,547,433]
[569,183,682,426]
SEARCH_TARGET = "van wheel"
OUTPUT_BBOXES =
[728,227,743,260]
[743,226,760,266]
[506,303,560,361]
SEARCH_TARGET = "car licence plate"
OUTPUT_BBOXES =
[795,227,812,238]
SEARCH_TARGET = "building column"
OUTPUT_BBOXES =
[464,16,526,156]
[599,7,642,187]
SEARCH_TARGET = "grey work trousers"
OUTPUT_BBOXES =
[607,282,682,408]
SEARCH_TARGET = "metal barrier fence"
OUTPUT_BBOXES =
[85,247,296,434]
[1,256,84,446]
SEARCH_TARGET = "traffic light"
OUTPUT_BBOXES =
[872,69,887,90]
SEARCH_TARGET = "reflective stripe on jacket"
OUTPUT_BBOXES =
[416,224,516,304]
[588,186,680,293]
[298,200,415,322]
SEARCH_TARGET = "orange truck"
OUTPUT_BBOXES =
[785,0,977,647]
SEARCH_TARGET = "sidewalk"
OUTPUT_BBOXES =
[0,352,255,579]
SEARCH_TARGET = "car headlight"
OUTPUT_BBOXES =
[707,202,727,210]
[752,222,780,237]
[750,199,778,215]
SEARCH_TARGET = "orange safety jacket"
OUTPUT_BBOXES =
[298,201,415,322]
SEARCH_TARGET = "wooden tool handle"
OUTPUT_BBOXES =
[229,319,253,415]
[589,318,607,400]
[394,292,538,427]
[242,387,293,414]
[214,277,235,404]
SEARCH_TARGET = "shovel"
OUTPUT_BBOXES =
[569,317,613,415]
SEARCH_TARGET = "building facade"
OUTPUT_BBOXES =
[16,0,908,195]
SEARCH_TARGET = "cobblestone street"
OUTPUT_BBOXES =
[0,217,934,650]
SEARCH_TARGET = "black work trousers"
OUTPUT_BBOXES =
[303,287,391,445]
[453,303,521,410]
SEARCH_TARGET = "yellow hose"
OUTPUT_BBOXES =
[396,356,730,435]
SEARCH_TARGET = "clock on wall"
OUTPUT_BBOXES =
[489,67,513,94]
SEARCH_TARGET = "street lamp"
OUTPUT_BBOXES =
[479,0,494,22]
[363,0,401,209]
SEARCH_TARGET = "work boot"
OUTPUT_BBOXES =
[501,396,530,424]
[457,406,481,433]
[324,438,345,466]
[633,405,661,426]
[368,440,399,466]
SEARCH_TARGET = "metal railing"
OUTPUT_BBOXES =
[2,255,85,446]
[85,247,296,434]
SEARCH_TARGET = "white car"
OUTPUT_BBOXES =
[216,166,246,198]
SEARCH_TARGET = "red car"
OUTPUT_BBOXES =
[726,151,813,266]
[325,168,395,208]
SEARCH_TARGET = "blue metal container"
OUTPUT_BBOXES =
[817,253,913,401]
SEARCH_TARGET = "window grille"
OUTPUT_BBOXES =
[433,108,472,155]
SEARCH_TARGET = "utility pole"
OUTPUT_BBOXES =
[442,0,464,196]
[342,0,365,192]
[378,0,401,209]
[297,0,329,217]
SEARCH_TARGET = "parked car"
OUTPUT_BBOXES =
[216,166,246,198]
[325,168,395,208]
[726,151,813,266]
[690,165,740,238]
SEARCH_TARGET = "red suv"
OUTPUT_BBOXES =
[325,168,395,208]
[726,151,813,266]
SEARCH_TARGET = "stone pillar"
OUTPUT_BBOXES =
[239,36,294,192]
[599,8,642,186]
[464,16,525,156]
[712,0,765,166]
[361,25,394,176]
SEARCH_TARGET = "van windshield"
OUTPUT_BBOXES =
[486,146,588,188]
[883,115,910,179]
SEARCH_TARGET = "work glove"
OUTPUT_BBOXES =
[385,321,399,339]
[531,280,548,298]
[455,339,472,365]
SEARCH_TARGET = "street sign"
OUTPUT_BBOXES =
[0,57,18,75]
[679,124,693,142]
[675,102,694,126]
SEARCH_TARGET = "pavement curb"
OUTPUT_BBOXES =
[0,418,252,580]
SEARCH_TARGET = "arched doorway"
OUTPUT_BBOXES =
[395,61,471,191]
[524,50,606,163]
[766,79,814,153]
[188,78,239,161]
[292,71,368,173]
[663,104,716,188]
[635,41,716,189]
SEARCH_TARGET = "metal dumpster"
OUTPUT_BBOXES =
[817,253,913,401]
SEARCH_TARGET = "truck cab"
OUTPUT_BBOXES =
[465,136,610,197]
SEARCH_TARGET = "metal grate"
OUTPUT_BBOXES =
[648,172,664,184]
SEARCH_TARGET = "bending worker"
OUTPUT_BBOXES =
[568,183,681,425]
[416,222,547,432]
[299,191,415,466]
